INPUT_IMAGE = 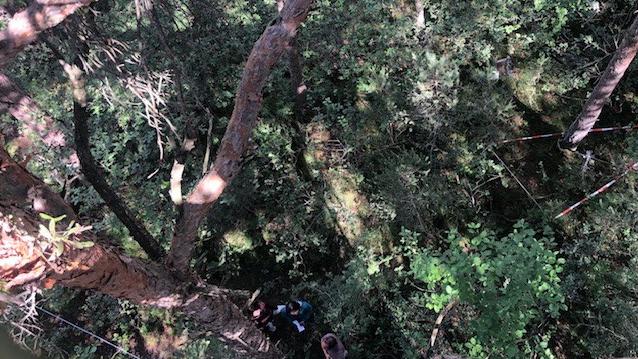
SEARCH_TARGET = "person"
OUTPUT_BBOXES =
[251,300,276,332]
[273,299,312,332]
[321,333,347,359]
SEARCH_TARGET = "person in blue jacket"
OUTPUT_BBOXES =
[273,299,312,332]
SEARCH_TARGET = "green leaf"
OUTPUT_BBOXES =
[39,213,54,221]
[38,224,53,241]
[72,241,95,249]
[54,241,64,257]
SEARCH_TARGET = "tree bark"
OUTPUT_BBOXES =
[0,0,93,68]
[64,61,165,261]
[559,15,638,149]
[0,72,70,161]
[288,37,307,124]
[0,147,76,221]
[415,0,425,29]
[0,146,279,357]
[167,0,314,274]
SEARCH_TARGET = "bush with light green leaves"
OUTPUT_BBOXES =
[411,221,566,358]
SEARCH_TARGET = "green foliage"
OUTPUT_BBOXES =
[5,0,638,357]
[38,214,94,259]
[411,221,566,358]
[69,345,97,359]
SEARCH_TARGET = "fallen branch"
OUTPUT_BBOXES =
[423,299,459,359]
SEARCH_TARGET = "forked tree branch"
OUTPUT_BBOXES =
[167,0,314,274]
[0,147,279,357]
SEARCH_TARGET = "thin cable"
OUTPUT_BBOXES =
[35,305,141,359]
[501,132,562,144]
[491,150,542,211]
[501,123,638,144]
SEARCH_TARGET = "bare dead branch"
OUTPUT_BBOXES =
[423,299,459,359]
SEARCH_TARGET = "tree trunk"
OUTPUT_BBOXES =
[64,61,165,261]
[559,15,638,149]
[0,147,76,221]
[167,0,314,274]
[0,0,94,68]
[415,0,425,29]
[288,37,307,124]
[0,147,279,358]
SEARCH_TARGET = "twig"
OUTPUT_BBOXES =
[491,149,542,211]
[424,299,459,358]
[202,117,214,175]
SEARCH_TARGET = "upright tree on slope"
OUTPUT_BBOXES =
[559,14,638,149]
[0,0,315,356]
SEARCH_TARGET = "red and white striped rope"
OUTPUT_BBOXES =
[501,124,638,144]
[555,161,638,219]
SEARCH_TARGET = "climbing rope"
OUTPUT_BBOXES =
[554,161,638,219]
[496,123,638,218]
[501,123,638,144]
[35,305,141,359]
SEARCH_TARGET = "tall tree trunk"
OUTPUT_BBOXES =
[0,147,279,358]
[288,37,307,125]
[559,15,638,149]
[0,0,94,68]
[64,61,165,261]
[415,0,425,29]
[167,0,314,274]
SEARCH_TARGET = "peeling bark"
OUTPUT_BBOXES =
[169,130,197,206]
[64,62,165,261]
[0,0,93,68]
[167,0,314,274]
[559,15,638,149]
[0,146,279,357]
